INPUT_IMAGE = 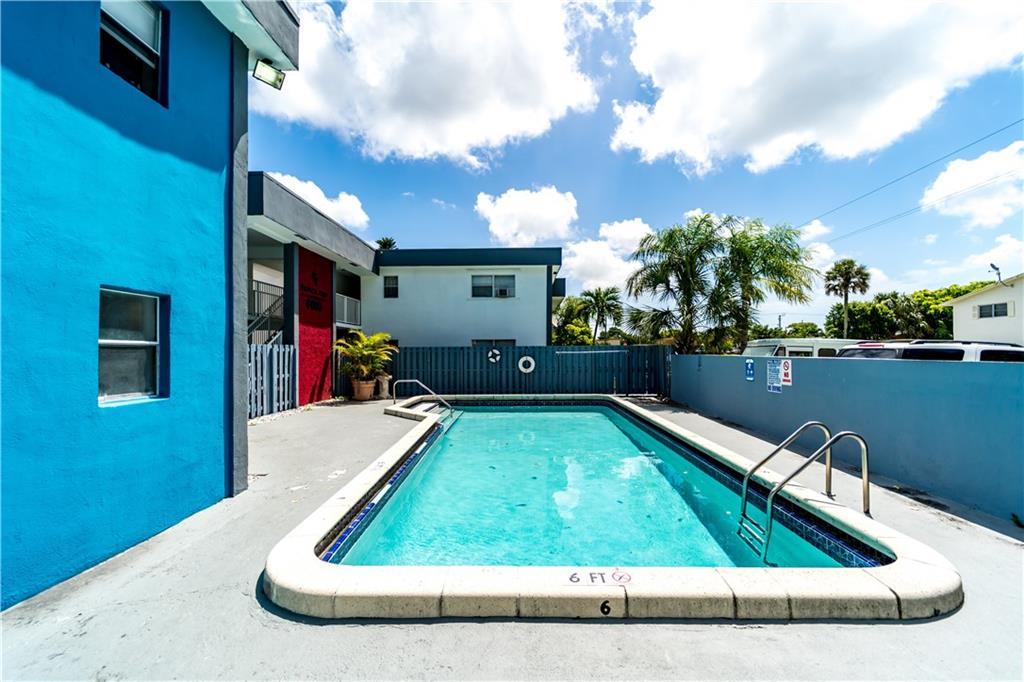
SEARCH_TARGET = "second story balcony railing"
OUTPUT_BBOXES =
[336,293,361,327]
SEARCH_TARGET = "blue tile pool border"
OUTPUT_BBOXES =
[318,423,444,563]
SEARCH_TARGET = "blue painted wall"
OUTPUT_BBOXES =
[1,2,234,608]
[670,355,1024,520]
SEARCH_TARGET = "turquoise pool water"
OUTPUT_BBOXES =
[336,405,878,568]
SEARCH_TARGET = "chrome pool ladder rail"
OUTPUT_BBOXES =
[736,421,832,554]
[392,379,458,429]
[755,431,871,563]
[392,379,453,412]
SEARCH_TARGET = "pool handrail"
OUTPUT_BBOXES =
[738,420,833,521]
[392,379,453,413]
[761,431,871,562]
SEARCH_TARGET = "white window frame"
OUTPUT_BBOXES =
[471,274,516,299]
[98,288,161,403]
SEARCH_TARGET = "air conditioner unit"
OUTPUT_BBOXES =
[495,288,512,298]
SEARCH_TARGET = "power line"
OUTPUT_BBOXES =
[825,170,1021,244]
[795,118,1024,228]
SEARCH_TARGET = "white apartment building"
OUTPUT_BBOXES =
[943,273,1022,345]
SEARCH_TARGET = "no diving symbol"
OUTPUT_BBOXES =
[487,348,501,363]
[612,570,631,584]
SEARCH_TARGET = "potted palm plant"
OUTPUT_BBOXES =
[334,331,398,401]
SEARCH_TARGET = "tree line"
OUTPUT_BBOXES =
[553,213,988,351]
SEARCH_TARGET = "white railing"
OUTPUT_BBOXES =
[336,293,361,326]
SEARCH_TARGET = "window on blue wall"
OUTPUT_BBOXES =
[99,289,164,402]
[100,0,165,103]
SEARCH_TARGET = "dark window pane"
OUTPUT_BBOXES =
[993,302,1008,317]
[100,13,161,100]
[979,350,1024,362]
[837,348,898,358]
[383,276,398,299]
[471,275,492,297]
[494,275,515,297]
[99,346,156,398]
[100,290,157,341]
[901,348,964,361]
[979,304,993,318]
[817,348,837,357]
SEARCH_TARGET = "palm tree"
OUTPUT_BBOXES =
[876,292,930,339]
[625,214,725,353]
[552,295,593,345]
[376,237,397,250]
[824,259,871,337]
[717,217,814,352]
[580,287,624,342]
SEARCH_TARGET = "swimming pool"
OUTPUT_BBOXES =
[264,395,963,620]
[329,404,882,569]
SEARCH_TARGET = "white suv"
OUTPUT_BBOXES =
[836,340,1024,362]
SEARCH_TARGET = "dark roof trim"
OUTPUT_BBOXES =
[248,171,376,272]
[376,248,562,269]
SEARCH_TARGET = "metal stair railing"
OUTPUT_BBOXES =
[736,421,831,557]
[743,430,871,563]
[392,379,459,430]
[247,293,284,345]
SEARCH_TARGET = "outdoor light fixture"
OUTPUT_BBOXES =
[252,59,285,89]
[989,263,1013,287]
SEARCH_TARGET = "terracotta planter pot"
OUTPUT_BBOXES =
[351,380,376,401]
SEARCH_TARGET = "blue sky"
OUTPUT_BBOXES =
[249,2,1024,324]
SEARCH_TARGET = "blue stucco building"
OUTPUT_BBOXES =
[1,1,298,609]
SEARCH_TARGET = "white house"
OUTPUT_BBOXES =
[246,174,566,352]
[361,248,565,347]
[943,273,1023,345]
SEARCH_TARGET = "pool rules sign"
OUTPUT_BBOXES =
[766,358,793,393]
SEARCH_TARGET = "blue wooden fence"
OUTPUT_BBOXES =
[389,345,671,397]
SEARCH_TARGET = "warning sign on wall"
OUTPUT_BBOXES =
[781,359,793,386]
[766,358,782,393]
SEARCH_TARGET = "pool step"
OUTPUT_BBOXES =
[736,513,766,553]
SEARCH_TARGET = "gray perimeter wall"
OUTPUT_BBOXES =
[670,354,1023,520]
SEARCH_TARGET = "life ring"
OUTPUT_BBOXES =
[518,355,536,374]
[487,348,501,364]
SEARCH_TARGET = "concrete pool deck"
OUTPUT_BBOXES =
[2,399,1022,679]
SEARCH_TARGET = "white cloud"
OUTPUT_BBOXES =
[922,233,938,245]
[562,239,637,290]
[251,2,599,169]
[597,218,653,254]
[805,241,837,272]
[920,141,1024,229]
[923,258,947,266]
[268,172,369,229]
[401,191,415,198]
[800,219,832,242]
[600,51,618,68]
[475,186,578,246]
[958,233,1024,273]
[431,198,457,210]
[611,2,1024,175]
[561,218,652,291]
[684,207,707,220]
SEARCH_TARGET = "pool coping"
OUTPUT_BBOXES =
[262,394,963,620]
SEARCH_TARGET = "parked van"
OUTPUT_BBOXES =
[836,340,1024,362]
[741,338,861,358]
